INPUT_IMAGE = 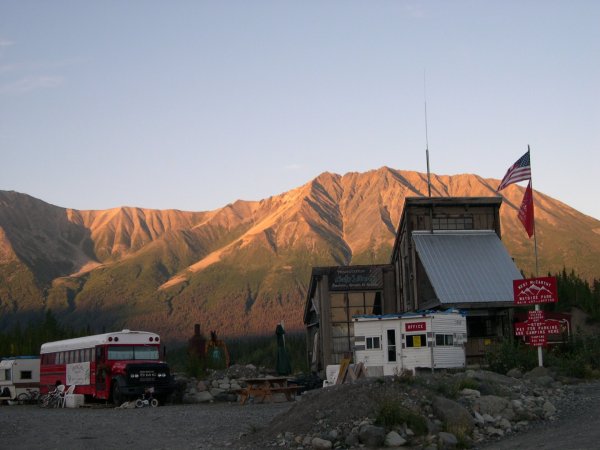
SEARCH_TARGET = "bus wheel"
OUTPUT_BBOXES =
[112,383,123,406]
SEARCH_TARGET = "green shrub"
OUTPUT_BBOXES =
[375,399,428,435]
[484,339,537,374]
[546,334,600,379]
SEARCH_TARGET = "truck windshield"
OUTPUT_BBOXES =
[107,346,159,360]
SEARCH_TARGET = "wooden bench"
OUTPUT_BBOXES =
[237,378,299,405]
[268,385,299,401]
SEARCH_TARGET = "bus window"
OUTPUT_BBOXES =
[96,347,105,362]
[108,346,134,360]
[134,346,159,360]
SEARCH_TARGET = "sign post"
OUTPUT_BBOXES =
[513,277,559,367]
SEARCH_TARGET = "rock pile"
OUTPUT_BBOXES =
[172,364,281,404]
[242,366,580,449]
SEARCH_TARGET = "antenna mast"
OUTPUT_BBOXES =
[424,71,431,198]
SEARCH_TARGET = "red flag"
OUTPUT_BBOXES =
[518,180,534,238]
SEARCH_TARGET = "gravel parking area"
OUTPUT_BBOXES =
[0,402,293,449]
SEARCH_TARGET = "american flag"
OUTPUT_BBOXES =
[497,149,531,191]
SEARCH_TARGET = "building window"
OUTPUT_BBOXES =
[366,336,381,350]
[406,334,427,348]
[433,215,474,230]
[435,334,454,346]
[329,291,383,364]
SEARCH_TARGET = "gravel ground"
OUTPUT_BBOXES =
[478,380,600,449]
[3,379,599,450]
[0,402,293,449]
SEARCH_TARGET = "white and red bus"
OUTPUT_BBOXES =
[40,329,174,404]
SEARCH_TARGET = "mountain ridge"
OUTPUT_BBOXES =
[1,167,599,341]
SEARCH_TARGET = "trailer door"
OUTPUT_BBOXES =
[383,327,401,375]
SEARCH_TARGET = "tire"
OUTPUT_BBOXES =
[150,398,159,407]
[135,398,144,408]
[17,392,29,405]
[38,394,50,408]
[112,382,123,406]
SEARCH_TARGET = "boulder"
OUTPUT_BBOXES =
[432,396,475,435]
[183,391,213,403]
[311,437,333,449]
[471,370,516,385]
[385,431,407,447]
[506,368,523,379]
[524,366,552,380]
[534,376,555,387]
[460,388,481,398]
[474,395,515,420]
[543,401,556,418]
[438,431,458,449]
[359,424,386,447]
[345,431,360,447]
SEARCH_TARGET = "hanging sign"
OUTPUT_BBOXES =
[329,267,383,290]
[513,277,558,305]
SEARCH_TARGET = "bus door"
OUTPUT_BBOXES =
[95,346,107,395]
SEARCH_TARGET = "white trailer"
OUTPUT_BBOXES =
[0,356,40,401]
[353,310,467,376]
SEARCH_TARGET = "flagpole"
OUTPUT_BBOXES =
[424,71,431,199]
[528,144,543,367]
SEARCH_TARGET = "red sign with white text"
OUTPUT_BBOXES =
[513,277,558,305]
[405,322,426,332]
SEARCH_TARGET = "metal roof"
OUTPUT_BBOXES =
[412,230,522,304]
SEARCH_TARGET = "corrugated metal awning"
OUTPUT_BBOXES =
[412,230,522,305]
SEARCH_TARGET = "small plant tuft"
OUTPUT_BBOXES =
[375,399,428,435]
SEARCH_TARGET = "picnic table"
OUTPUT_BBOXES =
[237,376,298,405]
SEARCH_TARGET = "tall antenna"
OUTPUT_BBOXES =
[424,70,432,198]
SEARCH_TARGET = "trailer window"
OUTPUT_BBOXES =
[435,334,454,346]
[20,371,32,380]
[3,369,10,381]
[406,334,427,348]
[366,336,380,350]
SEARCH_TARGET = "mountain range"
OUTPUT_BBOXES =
[1,168,599,342]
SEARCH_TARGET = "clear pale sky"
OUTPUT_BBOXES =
[1,1,599,220]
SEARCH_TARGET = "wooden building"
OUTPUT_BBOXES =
[303,265,397,374]
[304,196,522,376]
[390,197,521,359]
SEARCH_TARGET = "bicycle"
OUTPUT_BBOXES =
[135,388,158,408]
[17,388,41,405]
[38,385,64,408]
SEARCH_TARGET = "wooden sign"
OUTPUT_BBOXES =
[514,311,562,347]
[513,277,558,305]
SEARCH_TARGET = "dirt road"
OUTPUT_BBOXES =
[0,402,292,449]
